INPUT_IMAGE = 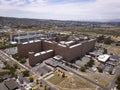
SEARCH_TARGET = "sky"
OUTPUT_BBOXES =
[0,0,120,21]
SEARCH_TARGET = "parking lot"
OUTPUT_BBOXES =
[3,47,17,55]
[75,56,90,67]
[31,62,52,76]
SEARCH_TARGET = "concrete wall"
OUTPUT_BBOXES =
[81,39,96,55]
[29,50,54,66]
[42,41,57,51]
[42,41,80,61]
[68,44,83,61]
[17,41,42,58]
[42,39,96,62]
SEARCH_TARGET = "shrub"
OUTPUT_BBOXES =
[80,66,86,72]
[97,67,103,73]
[86,59,94,67]
[19,58,26,64]
[104,38,114,45]
[116,75,120,90]
[29,77,34,82]
[103,48,107,54]
[62,73,65,78]
[2,64,17,76]
[12,54,26,64]
[13,64,18,69]
[109,71,112,75]
[22,70,29,77]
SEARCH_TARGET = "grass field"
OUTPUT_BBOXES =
[47,73,97,90]
[84,74,110,87]
[58,75,95,89]
[103,44,120,55]
[78,28,120,36]
[47,74,66,85]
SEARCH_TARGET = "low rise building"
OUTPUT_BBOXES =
[97,54,110,63]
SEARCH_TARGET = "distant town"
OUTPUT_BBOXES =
[0,17,120,90]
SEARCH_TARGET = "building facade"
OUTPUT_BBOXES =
[17,34,96,66]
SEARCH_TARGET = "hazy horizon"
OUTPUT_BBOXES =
[0,0,120,21]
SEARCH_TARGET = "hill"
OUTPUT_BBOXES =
[0,16,120,29]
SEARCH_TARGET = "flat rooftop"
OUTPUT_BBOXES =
[97,54,110,62]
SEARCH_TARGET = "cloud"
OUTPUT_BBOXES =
[0,0,120,21]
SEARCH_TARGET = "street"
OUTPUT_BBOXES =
[0,50,57,90]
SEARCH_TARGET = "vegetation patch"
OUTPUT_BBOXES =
[47,74,66,85]
[22,70,30,77]
[0,43,17,49]
[84,74,110,87]
[2,64,18,76]
[102,44,120,55]
[115,75,120,90]
[47,70,96,90]
[58,75,95,89]
[12,54,26,64]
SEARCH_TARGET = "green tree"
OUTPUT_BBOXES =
[13,64,18,69]
[22,70,29,77]
[86,59,94,67]
[103,48,107,54]
[20,59,26,64]
[97,67,103,73]
[80,66,86,72]
[47,87,51,90]
[40,82,42,87]
[3,64,10,69]
[44,85,47,90]
[29,77,34,82]
[109,71,112,75]
[116,75,120,90]
[104,38,114,45]
[62,73,65,78]
[9,67,16,75]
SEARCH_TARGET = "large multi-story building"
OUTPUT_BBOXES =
[10,31,56,44]
[17,33,96,66]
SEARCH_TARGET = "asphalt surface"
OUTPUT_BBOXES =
[108,64,120,90]
[1,50,117,90]
[0,50,34,73]
[0,50,57,90]
[45,58,108,90]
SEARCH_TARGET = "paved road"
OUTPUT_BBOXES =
[108,64,120,90]
[0,50,112,90]
[47,59,107,90]
[0,50,57,90]
[0,50,34,73]
[45,59,107,90]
